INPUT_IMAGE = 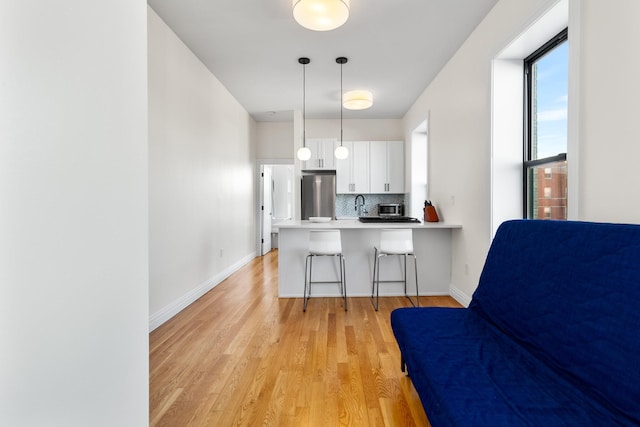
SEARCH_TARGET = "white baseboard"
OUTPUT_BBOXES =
[449,285,472,308]
[149,252,256,332]
[278,291,450,298]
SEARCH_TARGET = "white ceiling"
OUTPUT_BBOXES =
[147,0,499,122]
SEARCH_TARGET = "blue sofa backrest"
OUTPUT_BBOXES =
[470,220,640,422]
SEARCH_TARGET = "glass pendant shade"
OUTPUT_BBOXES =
[334,145,349,160]
[292,0,350,32]
[343,90,373,110]
[297,146,312,161]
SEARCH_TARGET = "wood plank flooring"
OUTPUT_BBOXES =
[150,249,462,426]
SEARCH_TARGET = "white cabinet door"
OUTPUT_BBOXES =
[304,138,336,170]
[369,141,404,193]
[369,141,387,193]
[320,139,336,170]
[336,141,370,194]
[336,141,352,193]
[303,139,322,169]
[304,139,319,169]
[351,141,370,193]
[386,141,404,193]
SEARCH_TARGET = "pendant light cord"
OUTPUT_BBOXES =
[336,57,347,147]
[298,57,310,149]
[303,61,306,147]
[340,61,343,147]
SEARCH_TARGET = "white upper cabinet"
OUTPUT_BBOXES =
[336,141,370,194]
[370,141,404,193]
[337,140,404,194]
[386,141,405,193]
[303,138,336,170]
[369,142,386,192]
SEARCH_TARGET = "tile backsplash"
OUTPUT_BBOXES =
[336,194,406,217]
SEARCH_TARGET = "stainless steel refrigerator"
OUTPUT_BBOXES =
[301,171,336,220]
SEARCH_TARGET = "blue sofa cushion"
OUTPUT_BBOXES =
[470,220,640,424]
[391,307,631,426]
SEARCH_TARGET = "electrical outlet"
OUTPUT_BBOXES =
[220,248,224,258]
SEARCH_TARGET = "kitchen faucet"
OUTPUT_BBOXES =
[354,194,366,217]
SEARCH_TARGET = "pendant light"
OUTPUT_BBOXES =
[297,57,312,161]
[334,57,349,160]
[292,0,350,32]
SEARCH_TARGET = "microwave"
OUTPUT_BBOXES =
[378,203,403,217]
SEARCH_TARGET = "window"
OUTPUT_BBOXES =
[524,29,568,220]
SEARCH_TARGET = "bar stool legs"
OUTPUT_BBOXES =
[303,230,347,312]
[370,229,419,311]
[303,253,347,312]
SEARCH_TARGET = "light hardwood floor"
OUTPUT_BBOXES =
[150,249,462,426]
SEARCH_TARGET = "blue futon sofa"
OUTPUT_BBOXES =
[391,220,640,426]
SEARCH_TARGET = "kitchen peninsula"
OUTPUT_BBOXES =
[277,219,461,299]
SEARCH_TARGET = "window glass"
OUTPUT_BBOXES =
[531,41,568,160]
[524,29,568,220]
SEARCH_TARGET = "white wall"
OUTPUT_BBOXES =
[256,121,294,160]
[148,8,257,327]
[578,0,640,223]
[305,118,403,141]
[0,1,148,426]
[256,118,403,161]
[404,0,640,304]
[404,0,551,304]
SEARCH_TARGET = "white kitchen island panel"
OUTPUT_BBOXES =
[277,219,461,298]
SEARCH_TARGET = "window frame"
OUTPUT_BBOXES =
[523,28,568,219]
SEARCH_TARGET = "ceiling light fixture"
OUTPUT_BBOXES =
[297,57,312,161]
[335,57,349,160]
[343,89,373,110]
[292,0,350,32]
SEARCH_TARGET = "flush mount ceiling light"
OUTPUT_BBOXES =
[343,90,373,110]
[334,57,349,160]
[297,57,312,161]
[292,0,350,32]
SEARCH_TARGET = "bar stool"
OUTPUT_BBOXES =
[370,229,419,311]
[303,230,347,312]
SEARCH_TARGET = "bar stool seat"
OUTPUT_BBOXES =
[371,229,419,311]
[303,230,347,312]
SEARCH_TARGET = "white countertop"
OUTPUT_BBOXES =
[277,218,462,230]
[277,218,459,298]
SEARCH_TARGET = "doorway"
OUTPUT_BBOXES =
[259,163,294,255]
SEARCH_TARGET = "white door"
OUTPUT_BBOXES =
[260,166,272,255]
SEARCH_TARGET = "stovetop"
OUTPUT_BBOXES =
[358,216,421,223]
